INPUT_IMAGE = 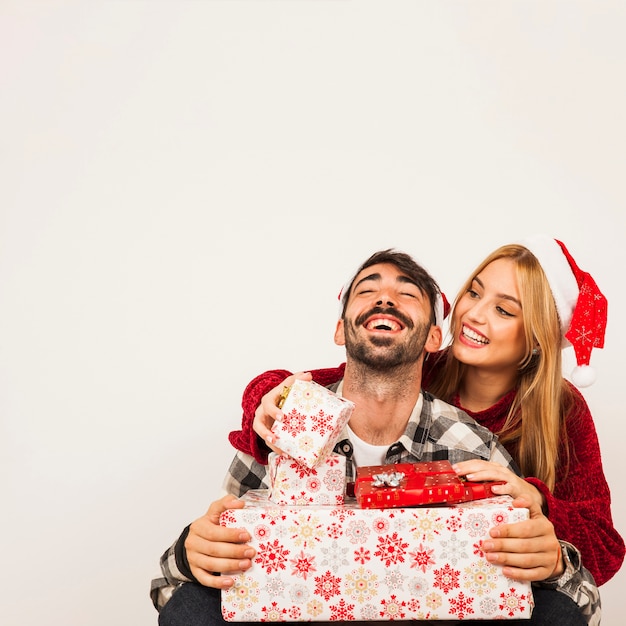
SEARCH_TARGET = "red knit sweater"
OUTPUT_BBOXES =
[228,358,625,586]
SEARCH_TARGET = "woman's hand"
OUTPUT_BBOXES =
[452,461,562,582]
[480,496,564,582]
[252,371,312,455]
[452,459,545,512]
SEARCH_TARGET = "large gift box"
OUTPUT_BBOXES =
[355,461,505,509]
[220,491,534,621]
[268,452,347,506]
[271,379,355,469]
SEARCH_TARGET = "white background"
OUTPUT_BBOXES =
[1,2,624,624]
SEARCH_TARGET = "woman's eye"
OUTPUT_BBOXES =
[468,289,479,298]
[496,306,514,317]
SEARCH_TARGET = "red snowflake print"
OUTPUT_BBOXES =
[311,409,334,436]
[329,507,356,523]
[323,469,344,492]
[446,515,462,532]
[499,587,528,617]
[354,547,371,564]
[407,598,420,612]
[379,594,407,620]
[492,511,508,526]
[327,455,342,467]
[314,570,342,601]
[282,409,307,436]
[288,459,314,479]
[472,540,485,557]
[221,609,236,621]
[255,540,290,574]
[290,550,316,580]
[374,532,409,566]
[433,563,460,594]
[409,543,436,572]
[373,517,390,533]
[448,591,475,619]
[220,511,237,525]
[254,524,271,541]
[327,522,343,539]
[287,606,302,619]
[306,476,321,492]
[260,601,287,621]
[329,597,355,620]
[260,510,287,526]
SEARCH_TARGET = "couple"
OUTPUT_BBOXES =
[152,236,623,625]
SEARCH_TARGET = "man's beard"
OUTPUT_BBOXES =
[343,308,431,371]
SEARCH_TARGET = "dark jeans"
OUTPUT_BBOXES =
[158,583,587,626]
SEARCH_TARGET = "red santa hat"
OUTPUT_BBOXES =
[518,234,608,387]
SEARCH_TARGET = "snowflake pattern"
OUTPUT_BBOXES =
[463,560,499,596]
[320,540,349,571]
[290,549,316,579]
[222,495,533,620]
[344,565,380,603]
[374,532,409,566]
[409,542,436,572]
[499,587,529,617]
[313,570,342,601]
[448,591,475,619]
[379,594,407,620]
[439,533,469,565]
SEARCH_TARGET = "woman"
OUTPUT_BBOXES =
[228,236,624,623]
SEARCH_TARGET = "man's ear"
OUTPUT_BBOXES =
[334,319,346,346]
[424,325,442,353]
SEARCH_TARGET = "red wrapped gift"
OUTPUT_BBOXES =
[355,460,505,509]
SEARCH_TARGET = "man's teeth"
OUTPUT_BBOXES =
[366,319,400,331]
[462,326,489,344]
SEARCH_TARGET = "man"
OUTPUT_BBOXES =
[151,249,524,625]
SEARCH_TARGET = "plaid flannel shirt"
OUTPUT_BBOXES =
[151,386,600,623]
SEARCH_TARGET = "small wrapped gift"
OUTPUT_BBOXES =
[268,452,346,506]
[271,379,355,469]
[355,460,505,509]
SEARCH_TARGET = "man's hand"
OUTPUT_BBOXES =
[185,495,256,589]
[253,371,313,454]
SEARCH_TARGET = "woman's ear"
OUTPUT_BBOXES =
[334,319,346,346]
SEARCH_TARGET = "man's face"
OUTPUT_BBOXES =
[335,263,439,370]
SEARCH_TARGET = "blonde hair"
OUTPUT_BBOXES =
[428,244,574,490]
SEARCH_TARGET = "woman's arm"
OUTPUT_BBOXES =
[526,385,625,586]
[227,364,346,464]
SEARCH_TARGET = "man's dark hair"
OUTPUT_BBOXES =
[340,249,441,324]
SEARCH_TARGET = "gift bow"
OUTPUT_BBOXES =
[371,472,405,488]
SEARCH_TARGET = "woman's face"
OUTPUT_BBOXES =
[452,258,527,374]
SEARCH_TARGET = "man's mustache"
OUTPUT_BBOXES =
[353,307,413,330]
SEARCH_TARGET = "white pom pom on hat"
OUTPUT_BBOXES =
[517,234,608,388]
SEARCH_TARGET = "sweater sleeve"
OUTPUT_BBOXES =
[525,385,625,586]
[227,364,347,465]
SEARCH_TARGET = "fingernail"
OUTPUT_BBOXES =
[482,541,494,551]
[244,548,255,558]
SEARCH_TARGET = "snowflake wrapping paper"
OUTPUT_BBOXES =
[220,492,534,621]
[271,379,355,469]
[268,452,347,506]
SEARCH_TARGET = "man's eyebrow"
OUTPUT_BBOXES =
[353,272,382,291]
[472,276,521,307]
[353,273,421,291]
